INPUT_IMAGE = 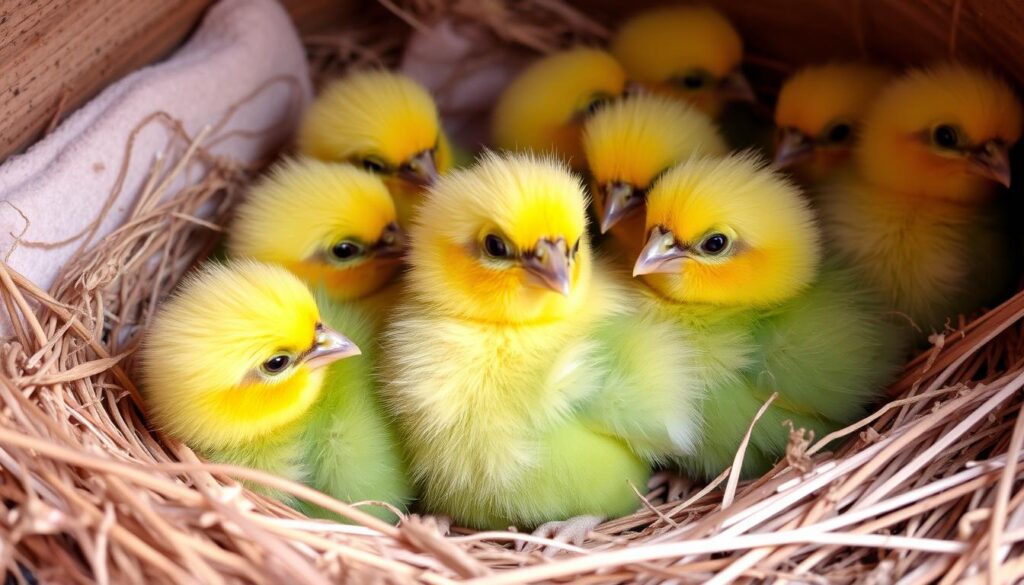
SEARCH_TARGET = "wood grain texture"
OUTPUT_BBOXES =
[0,0,357,162]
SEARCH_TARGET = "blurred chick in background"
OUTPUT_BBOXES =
[610,5,753,119]
[229,158,404,323]
[819,64,1022,338]
[298,70,452,226]
[773,63,891,186]
[384,152,700,537]
[141,261,412,522]
[493,48,627,168]
[633,154,901,478]
[583,93,727,261]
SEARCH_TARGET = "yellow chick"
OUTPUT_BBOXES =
[583,93,727,260]
[298,70,452,225]
[820,64,1023,336]
[383,152,701,534]
[141,261,413,520]
[610,5,753,118]
[493,48,627,168]
[228,157,404,321]
[774,63,891,184]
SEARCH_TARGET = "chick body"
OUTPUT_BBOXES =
[142,261,412,522]
[493,48,627,168]
[634,155,902,478]
[773,63,891,187]
[583,94,727,261]
[298,70,452,226]
[384,153,699,529]
[819,65,1022,336]
[229,158,406,327]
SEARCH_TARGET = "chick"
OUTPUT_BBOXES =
[383,152,700,533]
[633,154,901,478]
[819,64,1022,337]
[492,48,627,168]
[610,6,753,118]
[228,158,404,321]
[583,94,727,260]
[298,70,452,225]
[774,63,891,185]
[141,261,412,522]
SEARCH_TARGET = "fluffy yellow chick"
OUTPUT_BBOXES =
[493,48,627,168]
[820,64,1022,336]
[298,70,452,225]
[774,63,891,184]
[383,152,700,534]
[610,6,753,118]
[228,157,404,320]
[583,93,727,260]
[141,261,413,520]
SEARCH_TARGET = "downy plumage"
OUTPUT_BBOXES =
[228,157,405,323]
[141,261,412,522]
[819,64,1022,337]
[383,152,699,530]
[298,70,452,226]
[633,154,902,478]
[492,48,627,169]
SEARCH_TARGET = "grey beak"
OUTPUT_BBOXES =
[633,228,686,277]
[968,140,1011,188]
[600,182,644,234]
[397,150,439,188]
[523,238,572,297]
[773,128,815,170]
[301,325,361,370]
[718,70,757,104]
[372,222,407,260]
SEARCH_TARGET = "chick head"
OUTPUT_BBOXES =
[583,93,727,241]
[298,70,452,200]
[229,158,404,302]
[774,63,891,178]
[141,261,360,451]
[857,64,1022,201]
[611,5,751,117]
[492,48,627,168]
[408,152,591,324]
[635,154,821,307]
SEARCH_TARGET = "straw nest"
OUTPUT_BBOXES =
[4,1,1024,583]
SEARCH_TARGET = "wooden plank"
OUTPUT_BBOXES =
[0,0,359,163]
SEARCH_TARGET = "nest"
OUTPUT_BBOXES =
[4,1,1024,583]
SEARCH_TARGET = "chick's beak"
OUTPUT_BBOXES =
[718,70,756,103]
[601,182,644,233]
[302,325,361,370]
[968,141,1011,188]
[524,238,572,297]
[372,223,407,260]
[397,150,439,188]
[773,128,814,170]
[633,228,686,277]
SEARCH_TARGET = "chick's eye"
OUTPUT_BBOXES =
[483,234,509,258]
[932,125,960,149]
[331,241,362,260]
[701,233,729,255]
[682,74,705,89]
[362,158,386,173]
[261,354,291,375]
[827,123,852,144]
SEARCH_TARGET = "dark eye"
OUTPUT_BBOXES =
[331,241,363,260]
[362,158,386,173]
[682,74,705,89]
[483,234,509,258]
[585,97,609,115]
[827,123,852,144]
[701,233,728,255]
[932,125,959,149]
[261,354,291,375]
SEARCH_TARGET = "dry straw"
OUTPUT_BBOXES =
[3,1,1024,583]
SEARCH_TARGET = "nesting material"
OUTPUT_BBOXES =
[3,0,1024,583]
